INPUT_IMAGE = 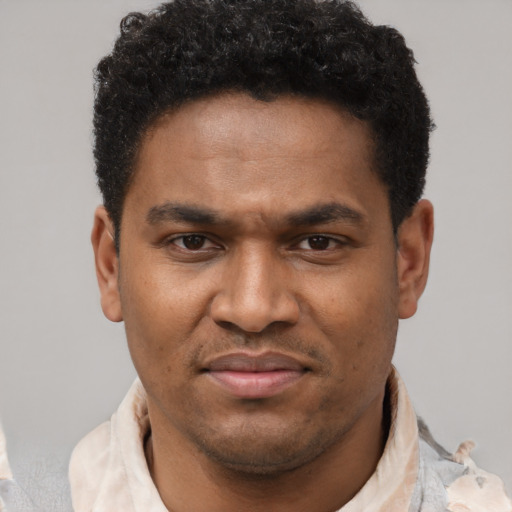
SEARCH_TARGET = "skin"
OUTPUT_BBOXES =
[92,93,433,512]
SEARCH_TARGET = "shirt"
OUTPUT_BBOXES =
[69,370,512,512]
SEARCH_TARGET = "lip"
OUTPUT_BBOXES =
[204,352,309,399]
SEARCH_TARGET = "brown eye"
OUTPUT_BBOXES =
[306,236,331,250]
[296,235,344,251]
[166,234,221,256]
[181,235,207,250]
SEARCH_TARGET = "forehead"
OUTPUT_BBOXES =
[126,93,388,227]
[141,93,375,166]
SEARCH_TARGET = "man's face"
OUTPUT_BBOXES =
[106,93,404,473]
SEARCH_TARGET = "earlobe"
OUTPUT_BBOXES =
[396,199,434,319]
[91,206,123,322]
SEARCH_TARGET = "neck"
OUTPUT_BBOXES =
[146,389,388,512]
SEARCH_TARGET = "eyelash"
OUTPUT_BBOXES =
[167,234,221,251]
[294,235,346,251]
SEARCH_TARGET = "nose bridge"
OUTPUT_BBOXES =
[238,240,273,290]
[211,241,299,332]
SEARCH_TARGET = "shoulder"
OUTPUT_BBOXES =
[414,420,512,512]
[70,420,112,473]
[69,420,112,510]
[445,440,512,512]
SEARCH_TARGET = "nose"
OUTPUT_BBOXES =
[210,245,300,333]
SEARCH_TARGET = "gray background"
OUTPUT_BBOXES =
[1,0,511,494]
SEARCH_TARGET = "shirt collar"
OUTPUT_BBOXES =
[340,367,419,511]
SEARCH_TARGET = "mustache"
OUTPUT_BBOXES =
[186,328,331,372]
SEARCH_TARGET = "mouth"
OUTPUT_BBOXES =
[203,352,310,399]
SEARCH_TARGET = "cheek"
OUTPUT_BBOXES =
[118,262,195,370]
[121,255,208,327]
[307,264,399,361]
[119,261,229,399]
[308,280,398,420]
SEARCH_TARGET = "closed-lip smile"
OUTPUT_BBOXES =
[203,351,310,399]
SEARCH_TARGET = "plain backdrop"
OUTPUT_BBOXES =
[0,0,511,495]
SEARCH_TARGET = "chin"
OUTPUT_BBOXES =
[189,422,343,477]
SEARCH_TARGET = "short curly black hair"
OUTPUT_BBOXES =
[94,0,432,242]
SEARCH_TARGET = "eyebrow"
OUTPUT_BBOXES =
[146,201,365,228]
[147,202,222,225]
[286,202,365,226]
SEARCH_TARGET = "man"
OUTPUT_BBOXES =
[69,1,512,511]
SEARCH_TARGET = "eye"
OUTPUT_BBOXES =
[171,234,219,251]
[296,235,341,250]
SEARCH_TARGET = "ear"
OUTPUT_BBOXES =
[397,199,434,319]
[91,206,123,322]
